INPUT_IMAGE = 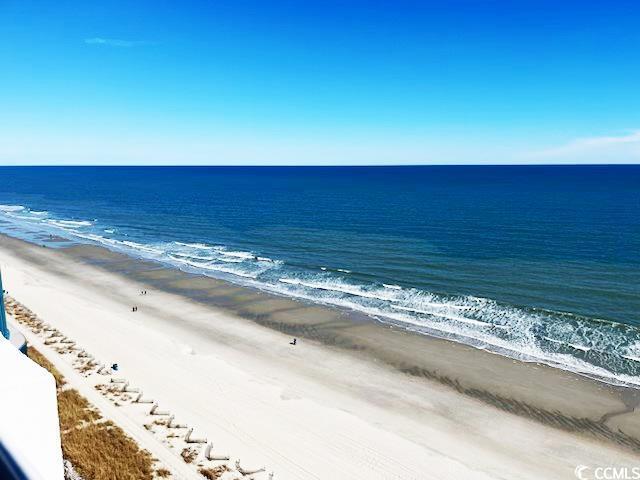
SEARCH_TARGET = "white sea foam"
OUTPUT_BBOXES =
[208,266,258,279]
[214,256,244,264]
[169,256,210,269]
[8,215,42,222]
[279,278,402,302]
[46,219,93,228]
[267,273,640,387]
[0,205,25,212]
[392,305,493,327]
[2,201,639,388]
[169,252,214,261]
[167,249,264,279]
[219,250,255,260]
[172,257,258,279]
[566,343,592,352]
[174,241,216,250]
[121,240,164,255]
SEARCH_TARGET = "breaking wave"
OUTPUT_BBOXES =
[1,203,639,387]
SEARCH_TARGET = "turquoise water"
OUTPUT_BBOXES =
[0,165,638,385]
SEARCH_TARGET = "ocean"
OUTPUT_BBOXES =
[1,165,639,386]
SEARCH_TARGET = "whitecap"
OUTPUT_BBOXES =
[169,252,214,261]
[174,241,216,250]
[120,240,164,255]
[219,250,255,260]
[567,343,592,352]
[0,205,25,212]
[278,278,401,302]
[46,219,93,228]
[392,305,493,327]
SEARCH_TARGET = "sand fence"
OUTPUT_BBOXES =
[5,295,273,480]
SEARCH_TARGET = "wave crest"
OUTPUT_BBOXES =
[1,203,639,387]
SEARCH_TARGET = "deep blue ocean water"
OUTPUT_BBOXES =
[1,166,639,385]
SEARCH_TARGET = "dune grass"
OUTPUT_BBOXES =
[27,346,66,388]
[198,465,230,479]
[62,421,155,480]
[27,346,159,480]
[57,389,101,432]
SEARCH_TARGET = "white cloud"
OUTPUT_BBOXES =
[84,37,152,48]
[527,130,640,163]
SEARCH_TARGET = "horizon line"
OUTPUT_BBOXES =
[0,163,638,168]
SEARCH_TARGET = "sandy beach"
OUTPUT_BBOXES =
[1,233,639,479]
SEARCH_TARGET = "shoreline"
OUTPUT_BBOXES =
[2,205,638,390]
[1,233,639,478]
[65,239,638,387]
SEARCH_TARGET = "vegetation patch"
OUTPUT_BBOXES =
[181,447,198,464]
[28,345,159,480]
[57,389,101,432]
[62,421,155,480]
[199,465,231,479]
[28,346,66,388]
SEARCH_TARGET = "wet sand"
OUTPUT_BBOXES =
[1,233,639,479]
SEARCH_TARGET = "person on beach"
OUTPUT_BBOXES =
[290,338,297,346]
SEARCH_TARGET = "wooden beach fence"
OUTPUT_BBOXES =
[184,427,206,444]
[133,391,154,404]
[119,381,140,393]
[167,415,187,428]
[204,442,229,461]
[149,402,170,416]
[235,459,266,476]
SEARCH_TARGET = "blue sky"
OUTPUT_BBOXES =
[1,0,639,165]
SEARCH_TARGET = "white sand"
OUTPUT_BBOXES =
[1,241,637,480]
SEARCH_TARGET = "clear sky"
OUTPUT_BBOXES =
[1,0,639,165]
